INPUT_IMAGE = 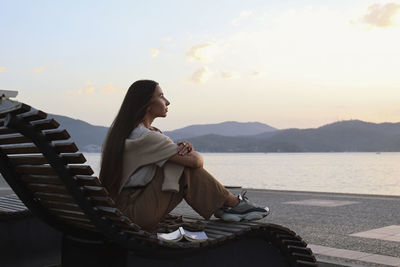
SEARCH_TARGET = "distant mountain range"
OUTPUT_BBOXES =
[164,121,277,140]
[48,114,400,152]
[186,120,400,152]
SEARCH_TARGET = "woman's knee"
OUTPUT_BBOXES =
[187,167,215,183]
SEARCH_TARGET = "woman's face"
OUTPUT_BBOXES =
[147,85,170,118]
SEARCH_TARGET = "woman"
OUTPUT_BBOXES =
[100,80,269,232]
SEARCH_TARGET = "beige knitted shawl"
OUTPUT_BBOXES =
[119,130,184,194]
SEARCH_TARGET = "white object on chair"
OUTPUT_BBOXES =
[0,90,18,98]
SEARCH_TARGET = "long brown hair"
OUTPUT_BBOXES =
[99,80,158,197]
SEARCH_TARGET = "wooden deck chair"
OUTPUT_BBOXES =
[0,98,317,267]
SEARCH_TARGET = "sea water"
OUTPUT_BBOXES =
[2,153,400,196]
[83,152,400,196]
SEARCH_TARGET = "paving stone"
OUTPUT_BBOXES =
[358,254,400,266]
[315,246,372,260]
[283,199,360,207]
[351,225,400,243]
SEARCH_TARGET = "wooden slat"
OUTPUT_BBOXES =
[31,119,60,130]
[233,221,263,228]
[155,240,180,249]
[203,228,234,239]
[33,184,109,199]
[287,245,313,255]
[114,218,140,231]
[205,232,224,239]
[16,165,93,175]
[54,142,78,153]
[0,201,25,210]
[114,222,140,231]
[283,240,308,247]
[0,197,27,208]
[17,165,56,175]
[292,253,316,262]
[0,127,17,135]
[74,175,100,186]
[82,186,108,197]
[205,223,245,234]
[102,215,131,224]
[209,221,255,231]
[0,201,27,213]
[44,129,70,141]
[123,230,149,238]
[202,231,224,239]
[1,194,21,201]
[0,203,26,211]
[1,142,78,154]
[40,200,82,212]
[20,110,47,122]
[275,233,300,242]
[49,208,88,220]
[67,221,98,232]
[28,183,69,194]
[69,165,94,175]
[90,196,115,207]
[0,143,39,154]
[9,153,86,165]
[0,204,17,212]
[21,174,62,185]
[1,195,25,205]
[0,103,31,118]
[57,214,91,223]
[0,134,31,145]
[34,192,75,203]
[96,206,123,217]
[9,155,48,165]
[177,240,202,249]
[61,153,86,164]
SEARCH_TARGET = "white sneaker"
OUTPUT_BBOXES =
[214,191,270,222]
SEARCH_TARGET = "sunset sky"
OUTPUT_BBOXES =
[1,0,400,131]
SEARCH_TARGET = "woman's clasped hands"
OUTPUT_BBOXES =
[177,141,193,156]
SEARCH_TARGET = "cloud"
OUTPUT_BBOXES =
[0,66,6,73]
[68,82,95,96]
[231,10,253,26]
[221,71,240,79]
[67,82,125,96]
[82,82,94,95]
[150,48,160,58]
[190,66,213,83]
[361,2,400,28]
[186,43,216,63]
[101,83,118,94]
[32,66,45,73]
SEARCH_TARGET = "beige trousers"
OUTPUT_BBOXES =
[116,167,230,232]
